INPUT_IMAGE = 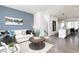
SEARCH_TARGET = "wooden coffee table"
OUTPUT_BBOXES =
[29,36,46,50]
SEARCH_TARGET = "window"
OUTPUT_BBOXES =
[74,21,78,29]
[66,21,79,29]
[67,21,73,29]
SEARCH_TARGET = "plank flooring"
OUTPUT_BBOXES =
[47,34,79,53]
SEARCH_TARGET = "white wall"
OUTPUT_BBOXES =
[34,12,59,36]
[34,12,49,34]
[34,12,41,28]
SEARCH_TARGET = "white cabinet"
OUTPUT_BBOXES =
[59,29,71,38]
[59,29,66,38]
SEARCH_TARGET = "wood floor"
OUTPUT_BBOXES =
[47,34,79,53]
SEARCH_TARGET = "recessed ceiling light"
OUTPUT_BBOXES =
[74,8,78,11]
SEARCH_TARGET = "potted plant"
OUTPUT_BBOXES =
[8,43,14,48]
[8,43,14,51]
[33,28,40,37]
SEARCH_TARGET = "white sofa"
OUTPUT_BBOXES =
[14,30,33,43]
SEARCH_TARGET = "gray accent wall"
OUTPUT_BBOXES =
[0,5,34,30]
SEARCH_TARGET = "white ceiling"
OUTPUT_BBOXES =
[4,5,79,19]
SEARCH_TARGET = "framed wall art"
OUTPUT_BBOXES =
[4,16,23,25]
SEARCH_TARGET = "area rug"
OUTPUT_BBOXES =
[19,41,53,53]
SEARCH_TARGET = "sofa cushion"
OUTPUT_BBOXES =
[14,30,26,36]
[15,35,33,43]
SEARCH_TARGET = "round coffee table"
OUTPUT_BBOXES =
[29,36,45,50]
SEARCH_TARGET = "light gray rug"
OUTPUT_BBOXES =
[18,41,53,53]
